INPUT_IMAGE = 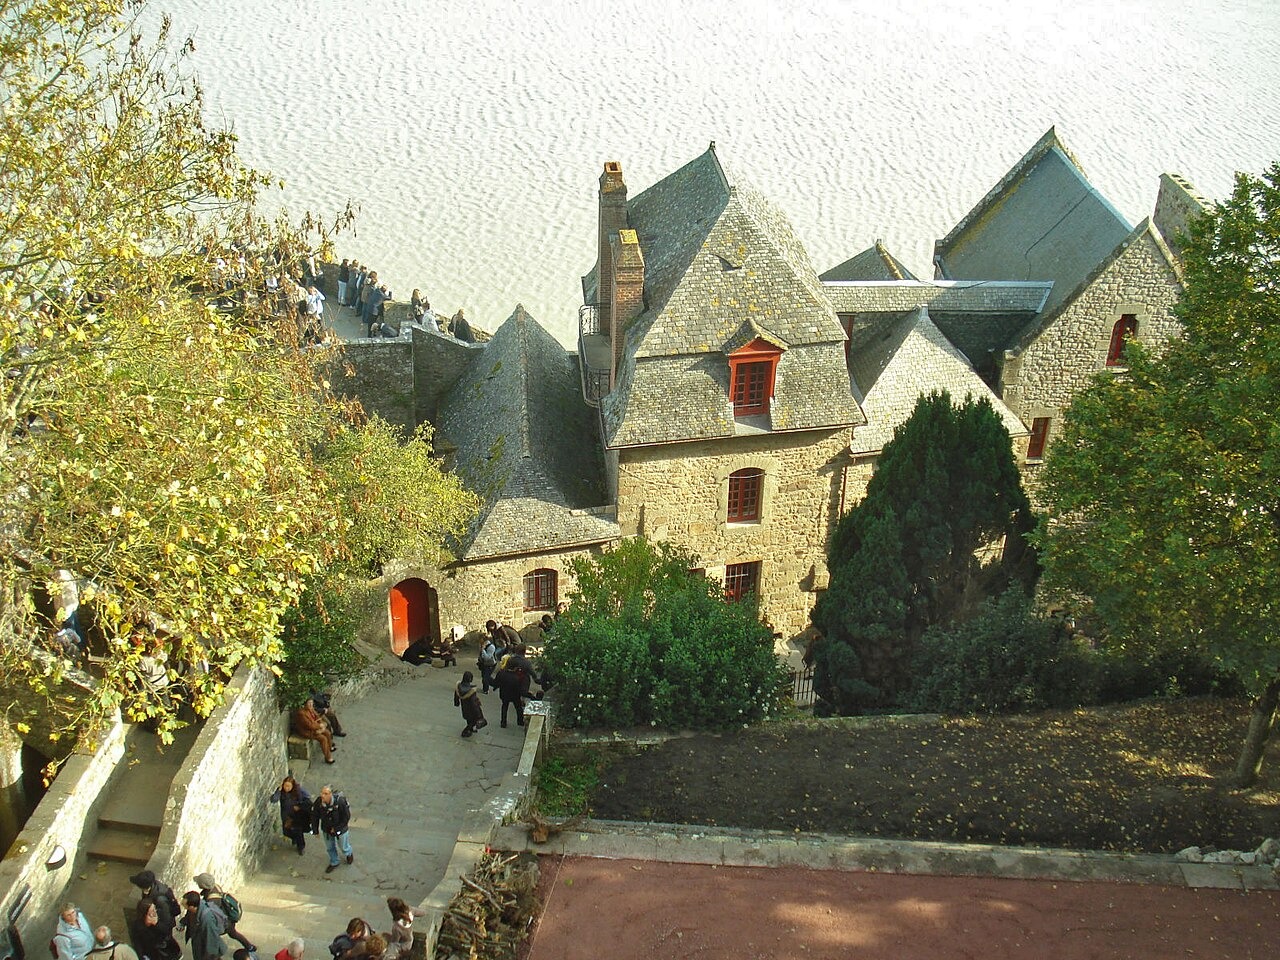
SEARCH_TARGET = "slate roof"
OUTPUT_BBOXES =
[597,146,861,447]
[848,307,1028,456]
[1006,218,1183,356]
[436,305,617,560]
[934,128,1132,316]
[821,241,918,282]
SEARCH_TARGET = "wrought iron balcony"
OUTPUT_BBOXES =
[577,303,611,406]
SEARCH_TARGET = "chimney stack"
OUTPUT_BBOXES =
[597,161,628,334]
[610,228,645,383]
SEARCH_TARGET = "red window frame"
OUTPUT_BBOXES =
[724,561,760,603]
[523,568,557,611]
[1026,417,1051,460]
[1106,314,1138,366]
[728,339,782,417]
[727,468,764,522]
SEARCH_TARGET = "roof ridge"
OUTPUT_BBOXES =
[935,126,1080,263]
[512,304,533,462]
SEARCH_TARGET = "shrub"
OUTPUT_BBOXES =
[276,581,370,708]
[905,588,1097,714]
[543,538,787,729]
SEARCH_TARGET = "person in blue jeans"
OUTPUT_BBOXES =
[311,785,354,874]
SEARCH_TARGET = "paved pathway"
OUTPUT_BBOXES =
[237,664,521,954]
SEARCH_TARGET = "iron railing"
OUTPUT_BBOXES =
[577,303,611,406]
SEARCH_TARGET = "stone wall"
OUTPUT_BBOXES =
[1,723,128,950]
[1002,228,1183,460]
[334,340,416,434]
[614,428,850,638]
[411,329,484,428]
[385,542,613,647]
[148,668,285,892]
[1152,173,1208,263]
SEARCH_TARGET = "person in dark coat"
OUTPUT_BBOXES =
[453,671,487,737]
[311,785,354,874]
[131,899,181,960]
[270,774,312,854]
[127,871,181,931]
[179,892,225,960]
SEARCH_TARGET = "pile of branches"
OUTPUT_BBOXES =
[434,851,541,959]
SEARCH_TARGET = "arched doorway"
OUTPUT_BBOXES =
[388,578,440,655]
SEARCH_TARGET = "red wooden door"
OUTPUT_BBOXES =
[388,578,440,654]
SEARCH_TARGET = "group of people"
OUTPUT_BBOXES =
[53,872,426,960]
[453,619,552,736]
[335,260,394,338]
[270,776,355,874]
[53,871,253,960]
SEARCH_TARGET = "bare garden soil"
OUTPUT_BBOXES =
[571,697,1280,853]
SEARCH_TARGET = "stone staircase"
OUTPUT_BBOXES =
[63,724,201,937]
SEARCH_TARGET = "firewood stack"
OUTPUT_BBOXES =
[434,851,541,959]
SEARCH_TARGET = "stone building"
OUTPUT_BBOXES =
[346,128,1204,647]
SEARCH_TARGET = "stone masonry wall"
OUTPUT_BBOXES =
[615,429,850,639]
[149,668,285,892]
[1002,230,1182,460]
[2,723,128,951]
[334,340,416,434]
[386,543,612,648]
[412,328,484,428]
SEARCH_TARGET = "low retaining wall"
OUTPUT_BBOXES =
[148,668,286,890]
[1,722,128,950]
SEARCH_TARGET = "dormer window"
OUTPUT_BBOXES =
[728,338,783,417]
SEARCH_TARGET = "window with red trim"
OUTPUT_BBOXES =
[1106,314,1137,366]
[1026,417,1051,460]
[523,568,557,611]
[724,561,760,603]
[728,339,783,417]
[727,468,764,522]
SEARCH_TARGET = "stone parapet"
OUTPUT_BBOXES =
[0,723,128,950]
[147,668,285,893]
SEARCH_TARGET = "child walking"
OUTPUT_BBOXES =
[454,671,488,737]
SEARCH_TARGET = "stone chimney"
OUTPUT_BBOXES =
[1152,173,1209,265]
[609,228,645,382]
[597,161,628,332]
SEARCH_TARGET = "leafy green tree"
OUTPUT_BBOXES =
[813,391,1034,711]
[542,537,787,729]
[0,0,474,747]
[1037,164,1280,785]
[275,581,369,709]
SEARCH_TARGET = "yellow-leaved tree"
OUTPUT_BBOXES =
[0,0,476,748]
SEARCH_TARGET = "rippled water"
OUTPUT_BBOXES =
[157,0,1280,343]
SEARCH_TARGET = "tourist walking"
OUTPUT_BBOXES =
[131,899,181,960]
[312,785,354,874]
[476,632,500,693]
[127,871,181,927]
[271,774,313,854]
[179,892,225,960]
[53,904,94,960]
[337,260,350,306]
[327,919,371,960]
[274,940,304,960]
[88,926,139,960]
[382,899,425,960]
[454,671,487,737]
[193,874,255,953]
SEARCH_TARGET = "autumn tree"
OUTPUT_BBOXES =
[0,0,473,747]
[812,391,1035,712]
[1037,164,1280,785]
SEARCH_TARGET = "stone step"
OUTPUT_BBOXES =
[85,825,158,865]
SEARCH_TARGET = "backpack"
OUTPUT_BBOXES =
[220,892,243,924]
[328,935,353,960]
[49,939,60,959]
